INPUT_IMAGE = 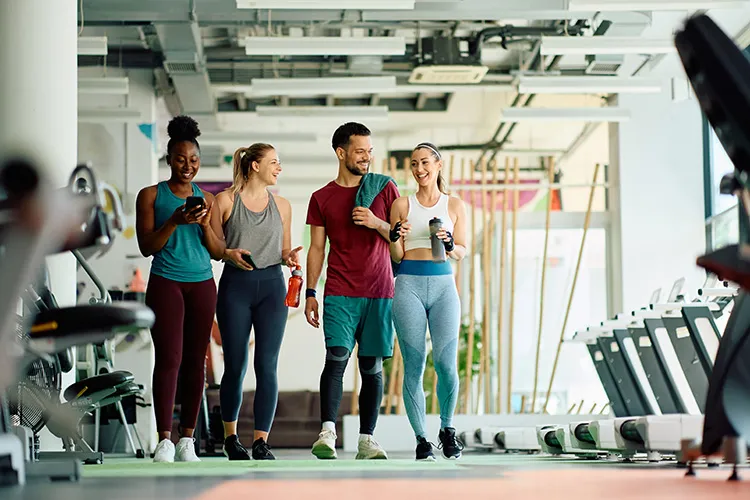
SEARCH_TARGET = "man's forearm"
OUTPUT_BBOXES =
[306,247,325,290]
[373,217,390,241]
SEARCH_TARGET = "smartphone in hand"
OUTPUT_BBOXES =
[184,196,206,212]
[242,253,257,269]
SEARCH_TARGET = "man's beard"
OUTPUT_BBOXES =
[346,160,369,176]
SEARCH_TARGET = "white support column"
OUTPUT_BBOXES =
[608,69,706,312]
[0,0,79,451]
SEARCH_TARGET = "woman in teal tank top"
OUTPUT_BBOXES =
[135,115,226,463]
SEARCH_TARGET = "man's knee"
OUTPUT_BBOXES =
[324,346,351,378]
[359,356,382,375]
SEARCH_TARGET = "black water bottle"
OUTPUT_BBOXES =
[429,217,446,262]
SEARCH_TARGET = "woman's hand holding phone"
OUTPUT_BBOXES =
[171,197,207,226]
[224,248,254,271]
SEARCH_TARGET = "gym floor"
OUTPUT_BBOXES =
[5,450,749,499]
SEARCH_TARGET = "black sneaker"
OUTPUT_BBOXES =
[252,438,276,460]
[223,435,250,461]
[438,427,463,459]
[415,436,436,461]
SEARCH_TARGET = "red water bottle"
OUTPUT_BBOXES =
[285,266,304,307]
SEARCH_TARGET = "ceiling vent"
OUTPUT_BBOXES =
[410,36,487,84]
[585,54,624,75]
[408,65,488,84]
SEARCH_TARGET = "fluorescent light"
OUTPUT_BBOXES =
[568,0,748,11]
[213,82,512,97]
[199,131,317,144]
[78,108,142,123]
[250,76,397,97]
[244,36,405,56]
[78,77,129,95]
[77,36,108,56]
[501,107,630,122]
[518,76,664,94]
[237,0,414,8]
[256,105,389,120]
[540,36,675,55]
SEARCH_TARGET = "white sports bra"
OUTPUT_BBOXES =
[403,193,454,252]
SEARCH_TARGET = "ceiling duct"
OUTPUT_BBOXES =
[584,12,653,75]
[154,21,218,129]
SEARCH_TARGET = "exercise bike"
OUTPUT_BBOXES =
[673,13,750,481]
[0,158,155,486]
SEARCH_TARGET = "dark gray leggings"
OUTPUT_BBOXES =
[216,264,287,432]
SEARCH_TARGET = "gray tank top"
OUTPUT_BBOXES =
[224,191,283,269]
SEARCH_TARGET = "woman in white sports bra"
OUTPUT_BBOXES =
[388,142,467,461]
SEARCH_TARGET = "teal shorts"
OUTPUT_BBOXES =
[322,296,394,358]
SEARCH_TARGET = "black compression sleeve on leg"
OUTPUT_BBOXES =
[358,356,383,435]
[320,346,350,424]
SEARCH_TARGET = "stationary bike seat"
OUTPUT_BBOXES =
[63,371,134,401]
[30,302,155,339]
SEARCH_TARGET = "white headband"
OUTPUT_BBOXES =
[416,143,441,159]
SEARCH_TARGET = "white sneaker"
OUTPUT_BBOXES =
[175,437,201,462]
[153,439,175,463]
[311,430,337,459]
[356,435,388,460]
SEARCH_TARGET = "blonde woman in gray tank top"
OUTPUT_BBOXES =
[213,144,303,461]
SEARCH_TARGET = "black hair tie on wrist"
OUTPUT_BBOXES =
[443,231,455,252]
[389,221,402,242]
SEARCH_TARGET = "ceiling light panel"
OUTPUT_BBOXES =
[540,35,676,55]
[77,36,108,56]
[518,76,664,94]
[78,77,130,95]
[501,107,630,122]
[250,76,397,97]
[237,0,415,8]
[256,105,389,121]
[568,0,749,11]
[244,36,406,56]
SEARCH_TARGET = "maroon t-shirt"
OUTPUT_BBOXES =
[306,180,400,299]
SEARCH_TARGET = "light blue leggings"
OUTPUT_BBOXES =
[392,260,460,440]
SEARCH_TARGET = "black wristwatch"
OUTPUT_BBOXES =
[305,288,317,299]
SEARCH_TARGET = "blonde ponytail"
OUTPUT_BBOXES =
[230,143,275,194]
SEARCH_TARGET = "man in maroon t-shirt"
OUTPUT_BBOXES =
[305,122,399,460]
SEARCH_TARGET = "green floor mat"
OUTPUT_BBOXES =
[82,458,461,478]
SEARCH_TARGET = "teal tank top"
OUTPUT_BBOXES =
[150,181,213,283]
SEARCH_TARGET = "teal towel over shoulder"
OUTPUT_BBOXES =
[354,173,396,209]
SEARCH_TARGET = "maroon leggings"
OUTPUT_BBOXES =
[145,274,217,433]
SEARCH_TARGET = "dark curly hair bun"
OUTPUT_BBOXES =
[167,115,201,142]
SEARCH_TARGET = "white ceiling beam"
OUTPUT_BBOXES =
[77,77,129,95]
[517,75,665,94]
[249,76,397,97]
[568,0,749,11]
[237,0,415,8]
[540,35,676,55]
[77,36,108,56]
[199,131,318,144]
[243,36,406,56]
[500,107,631,122]
[256,105,389,121]
[78,107,142,123]
[212,82,513,97]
